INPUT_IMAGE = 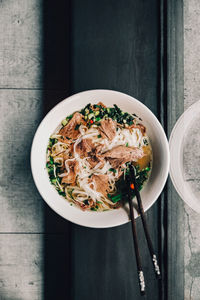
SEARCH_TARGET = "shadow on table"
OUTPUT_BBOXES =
[42,1,72,299]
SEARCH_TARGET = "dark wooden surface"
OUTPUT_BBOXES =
[70,0,160,299]
[0,0,188,299]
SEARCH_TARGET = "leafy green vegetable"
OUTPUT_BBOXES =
[90,207,97,211]
[49,156,54,165]
[109,168,117,174]
[110,194,122,203]
[75,124,80,130]
[115,164,151,200]
[50,178,57,184]
[58,190,66,197]
[79,103,135,126]
[49,138,58,147]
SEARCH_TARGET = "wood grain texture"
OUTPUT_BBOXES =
[166,1,185,299]
[71,217,160,300]
[0,0,43,89]
[0,0,71,90]
[0,234,43,300]
[71,0,158,116]
[0,0,189,299]
[0,233,71,300]
[70,0,161,299]
[0,89,70,233]
[0,89,44,232]
[184,0,200,299]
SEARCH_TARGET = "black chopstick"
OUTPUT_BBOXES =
[129,164,161,279]
[128,186,146,295]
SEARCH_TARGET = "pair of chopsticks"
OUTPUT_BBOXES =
[127,164,161,296]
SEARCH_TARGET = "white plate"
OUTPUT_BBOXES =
[169,100,200,213]
[31,90,170,228]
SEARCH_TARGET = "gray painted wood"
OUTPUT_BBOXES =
[0,234,71,300]
[0,0,43,89]
[166,1,200,299]
[166,1,185,300]
[0,89,70,233]
[0,0,72,298]
[184,0,200,299]
[0,0,70,90]
[0,89,44,232]
[0,234,43,300]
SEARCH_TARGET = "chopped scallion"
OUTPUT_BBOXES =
[61,119,68,126]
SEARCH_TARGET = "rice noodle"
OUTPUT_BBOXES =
[47,105,151,211]
[54,157,63,166]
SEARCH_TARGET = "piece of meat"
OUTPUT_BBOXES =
[107,158,127,169]
[87,155,105,169]
[89,174,110,197]
[61,160,79,184]
[76,140,105,168]
[76,138,95,157]
[102,145,144,160]
[87,144,105,168]
[99,118,116,141]
[102,145,144,168]
[59,112,85,139]
[129,123,146,135]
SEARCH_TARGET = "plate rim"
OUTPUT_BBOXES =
[169,100,200,213]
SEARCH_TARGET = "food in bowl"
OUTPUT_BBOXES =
[46,102,152,211]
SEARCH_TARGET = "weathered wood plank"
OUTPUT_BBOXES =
[0,89,70,233]
[0,0,70,90]
[71,0,158,115]
[71,218,160,300]
[70,0,161,299]
[0,233,71,300]
[166,1,185,299]
[184,0,200,299]
[0,0,42,89]
[0,234,43,300]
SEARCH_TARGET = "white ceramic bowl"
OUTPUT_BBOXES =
[31,90,170,228]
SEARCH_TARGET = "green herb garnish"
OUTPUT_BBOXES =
[75,124,80,130]
[90,207,97,211]
[49,138,58,147]
[109,168,117,173]
[49,156,54,165]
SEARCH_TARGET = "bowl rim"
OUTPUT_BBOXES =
[30,89,170,228]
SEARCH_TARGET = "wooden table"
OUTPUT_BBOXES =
[0,0,200,299]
